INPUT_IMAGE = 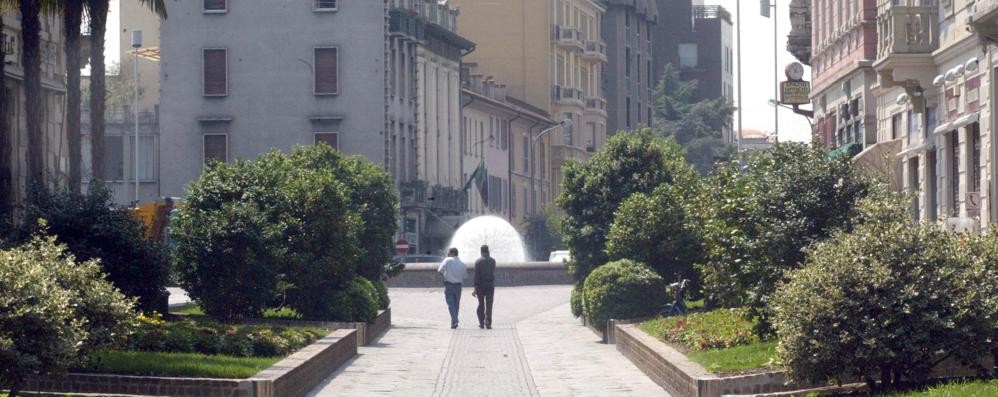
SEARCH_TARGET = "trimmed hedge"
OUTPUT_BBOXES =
[125,313,326,357]
[582,259,667,330]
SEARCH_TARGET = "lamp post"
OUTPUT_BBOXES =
[529,119,572,216]
[131,30,142,203]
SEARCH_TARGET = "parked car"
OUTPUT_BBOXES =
[548,250,571,263]
[394,254,445,264]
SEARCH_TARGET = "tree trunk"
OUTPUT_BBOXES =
[0,13,12,222]
[88,0,109,181]
[20,0,43,195]
[65,1,83,193]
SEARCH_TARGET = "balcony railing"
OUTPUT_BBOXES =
[971,0,998,42]
[585,97,606,113]
[582,40,607,62]
[552,85,584,104]
[877,1,938,60]
[399,179,467,214]
[553,26,584,50]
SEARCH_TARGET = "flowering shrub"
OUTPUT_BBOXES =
[126,313,326,357]
[640,308,759,351]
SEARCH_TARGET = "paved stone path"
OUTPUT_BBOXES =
[307,286,667,397]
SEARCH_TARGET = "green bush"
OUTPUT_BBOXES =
[582,259,667,330]
[771,194,994,392]
[689,143,871,334]
[639,308,758,351]
[559,128,696,286]
[570,284,584,318]
[127,314,327,358]
[607,184,702,288]
[0,235,135,395]
[173,146,367,321]
[372,280,390,310]
[6,184,169,312]
[321,277,381,323]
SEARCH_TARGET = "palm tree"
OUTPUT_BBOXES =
[19,0,44,192]
[65,0,83,192]
[86,0,166,183]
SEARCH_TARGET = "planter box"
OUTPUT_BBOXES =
[177,308,392,347]
[22,329,359,397]
[614,323,995,397]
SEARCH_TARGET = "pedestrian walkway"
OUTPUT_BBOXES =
[307,286,667,397]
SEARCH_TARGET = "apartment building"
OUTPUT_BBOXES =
[1,13,69,203]
[603,0,657,135]
[810,0,879,152]
[653,1,734,141]
[448,0,609,202]
[461,72,557,229]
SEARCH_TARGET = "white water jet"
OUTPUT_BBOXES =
[449,215,527,264]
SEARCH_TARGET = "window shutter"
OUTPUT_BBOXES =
[315,48,338,94]
[203,49,227,96]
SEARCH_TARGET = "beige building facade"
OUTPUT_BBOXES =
[449,0,608,199]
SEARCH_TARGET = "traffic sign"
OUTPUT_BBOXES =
[395,239,409,255]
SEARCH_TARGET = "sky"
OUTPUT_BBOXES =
[702,0,812,143]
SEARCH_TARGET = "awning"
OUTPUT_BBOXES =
[933,112,980,135]
[896,141,935,158]
[853,138,903,191]
[828,143,862,159]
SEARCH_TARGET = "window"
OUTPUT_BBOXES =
[104,136,124,180]
[626,98,631,128]
[625,47,631,78]
[647,59,653,89]
[129,135,157,180]
[314,0,337,11]
[539,141,546,178]
[315,132,339,148]
[203,0,226,12]
[971,123,981,193]
[926,150,937,221]
[891,113,902,140]
[522,134,529,171]
[924,107,936,141]
[203,49,227,96]
[906,111,918,146]
[908,157,920,220]
[948,131,959,214]
[204,134,227,165]
[637,54,641,83]
[314,47,338,95]
[679,44,698,68]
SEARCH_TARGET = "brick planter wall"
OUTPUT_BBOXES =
[21,329,359,397]
[614,323,995,397]
[386,262,573,287]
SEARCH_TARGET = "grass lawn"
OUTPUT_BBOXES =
[79,350,282,379]
[687,340,779,373]
[881,378,998,397]
[171,303,301,319]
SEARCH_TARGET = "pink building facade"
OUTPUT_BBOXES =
[809,0,879,149]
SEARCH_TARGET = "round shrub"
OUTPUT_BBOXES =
[772,210,992,391]
[582,259,667,330]
[322,278,380,323]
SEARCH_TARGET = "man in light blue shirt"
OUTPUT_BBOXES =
[437,247,467,329]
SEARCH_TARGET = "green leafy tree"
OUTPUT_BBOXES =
[0,234,135,396]
[690,142,871,334]
[7,184,169,312]
[772,192,994,392]
[651,64,736,173]
[558,128,694,286]
[524,205,564,262]
[606,184,702,287]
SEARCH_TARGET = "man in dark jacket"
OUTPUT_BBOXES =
[472,245,496,329]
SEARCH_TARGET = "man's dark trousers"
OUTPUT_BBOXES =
[476,286,494,327]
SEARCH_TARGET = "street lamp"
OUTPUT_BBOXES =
[529,118,572,215]
[767,98,814,128]
[131,30,142,203]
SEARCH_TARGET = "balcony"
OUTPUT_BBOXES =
[581,40,607,63]
[585,97,607,116]
[552,26,584,51]
[873,2,938,93]
[971,0,998,43]
[389,8,424,39]
[399,179,467,215]
[552,85,584,107]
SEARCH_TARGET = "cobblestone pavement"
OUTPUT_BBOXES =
[307,286,668,397]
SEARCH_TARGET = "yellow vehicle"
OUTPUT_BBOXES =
[132,197,180,242]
